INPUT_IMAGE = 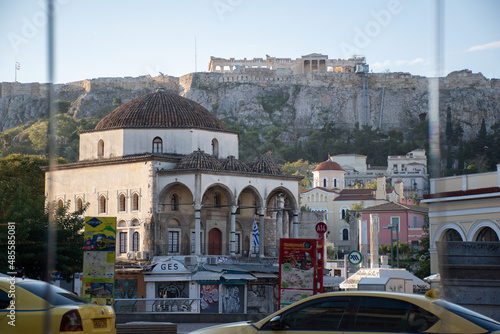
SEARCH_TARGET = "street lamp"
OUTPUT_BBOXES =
[383,223,399,268]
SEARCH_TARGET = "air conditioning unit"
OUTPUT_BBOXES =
[207,256,217,265]
[136,251,148,260]
[126,252,135,259]
[184,256,197,266]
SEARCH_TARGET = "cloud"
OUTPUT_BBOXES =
[467,40,500,52]
[371,58,425,70]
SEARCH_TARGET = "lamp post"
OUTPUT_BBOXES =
[383,223,399,268]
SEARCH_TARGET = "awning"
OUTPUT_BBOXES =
[251,273,278,279]
[192,271,223,281]
[222,273,257,281]
[144,275,192,282]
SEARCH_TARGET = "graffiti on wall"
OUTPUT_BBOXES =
[115,279,138,298]
[200,284,219,313]
[221,285,244,314]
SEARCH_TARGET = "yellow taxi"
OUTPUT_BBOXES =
[0,276,115,334]
[189,291,500,333]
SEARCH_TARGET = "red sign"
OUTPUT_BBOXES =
[315,222,327,234]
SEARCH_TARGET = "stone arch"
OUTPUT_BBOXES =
[211,138,219,158]
[431,222,467,249]
[237,185,264,216]
[202,183,235,208]
[468,220,500,241]
[158,182,194,213]
[98,139,104,158]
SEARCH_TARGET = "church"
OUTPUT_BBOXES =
[45,88,301,312]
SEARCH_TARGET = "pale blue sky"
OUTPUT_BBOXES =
[1,0,499,84]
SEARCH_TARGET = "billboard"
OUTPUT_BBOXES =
[82,217,116,305]
[279,238,317,309]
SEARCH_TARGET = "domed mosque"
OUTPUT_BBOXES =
[45,88,301,309]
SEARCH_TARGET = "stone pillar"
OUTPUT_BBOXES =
[292,210,299,238]
[259,207,265,257]
[195,204,201,255]
[230,206,237,257]
[370,214,380,268]
[359,218,368,268]
[276,194,284,246]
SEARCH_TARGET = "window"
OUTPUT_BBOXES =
[171,193,179,211]
[132,231,140,252]
[444,229,462,241]
[57,199,64,209]
[212,138,219,158]
[119,194,126,212]
[391,217,400,231]
[413,216,418,228]
[99,195,107,214]
[323,179,327,187]
[169,231,180,253]
[477,227,499,241]
[334,178,337,187]
[76,197,83,211]
[132,193,139,211]
[98,139,104,158]
[411,178,416,189]
[153,137,162,153]
[342,229,349,241]
[275,297,350,330]
[119,232,127,254]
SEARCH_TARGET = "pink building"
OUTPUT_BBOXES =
[359,202,428,251]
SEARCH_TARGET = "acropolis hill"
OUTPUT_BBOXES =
[1,54,499,143]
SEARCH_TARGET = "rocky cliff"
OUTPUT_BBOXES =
[1,69,499,142]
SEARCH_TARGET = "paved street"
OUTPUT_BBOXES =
[176,323,222,334]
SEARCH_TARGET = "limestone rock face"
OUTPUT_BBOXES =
[1,70,499,142]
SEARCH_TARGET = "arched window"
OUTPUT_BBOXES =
[476,227,499,241]
[98,139,104,158]
[119,194,126,212]
[76,198,83,211]
[131,219,140,226]
[444,229,462,241]
[152,137,162,153]
[214,192,222,207]
[99,195,107,214]
[132,193,139,211]
[171,194,179,211]
[334,178,337,188]
[132,232,140,252]
[119,231,127,254]
[212,139,219,158]
[57,199,64,209]
[323,179,327,187]
[342,228,349,241]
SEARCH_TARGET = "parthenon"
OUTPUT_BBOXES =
[208,53,367,74]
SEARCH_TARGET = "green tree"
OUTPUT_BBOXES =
[282,159,313,190]
[113,97,122,106]
[53,100,71,114]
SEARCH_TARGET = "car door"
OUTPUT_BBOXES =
[345,296,439,334]
[257,296,351,333]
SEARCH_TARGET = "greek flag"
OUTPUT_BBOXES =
[252,218,259,247]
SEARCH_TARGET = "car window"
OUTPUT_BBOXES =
[406,303,439,332]
[17,281,87,306]
[351,296,409,332]
[0,289,12,309]
[278,297,350,330]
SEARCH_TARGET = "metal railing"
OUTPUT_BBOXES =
[114,298,200,313]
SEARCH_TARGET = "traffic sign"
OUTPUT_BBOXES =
[315,222,327,234]
[348,250,362,265]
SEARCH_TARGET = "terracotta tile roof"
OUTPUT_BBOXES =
[301,187,339,194]
[94,88,229,132]
[334,188,374,201]
[221,155,250,172]
[175,150,223,171]
[313,160,344,171]
[358,202,428,213]
[249,155,284,176]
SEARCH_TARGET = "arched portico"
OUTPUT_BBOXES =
[468,220,500,241]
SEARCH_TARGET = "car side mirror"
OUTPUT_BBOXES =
[268,315,283,330]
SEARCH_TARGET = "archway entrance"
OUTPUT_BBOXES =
[208,228,222,255]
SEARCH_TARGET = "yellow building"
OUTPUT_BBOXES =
[422,164,500,274]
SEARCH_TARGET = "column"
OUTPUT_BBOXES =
[370,214,380,268]
[195,204,201,255]
[259,207,265,257]
[276,194,284,245]
[292,210,299,238]
[359,218,368,268]
[230,205,237,257]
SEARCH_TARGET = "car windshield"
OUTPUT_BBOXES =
[17,281,87,306]
[435,300,500,331]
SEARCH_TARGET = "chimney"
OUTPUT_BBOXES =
[394,181,404,203]
[375,175,386,200]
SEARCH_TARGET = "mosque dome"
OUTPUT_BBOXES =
[175,150,224,171]
[95,88,227,131]
[222,156,250,172]
[313,160,344,171]
[249,155,284,176]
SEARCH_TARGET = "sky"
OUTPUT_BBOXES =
[1,0,499,84]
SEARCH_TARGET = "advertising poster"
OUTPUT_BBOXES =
[279,238,317,309]
[82,217,116,305]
